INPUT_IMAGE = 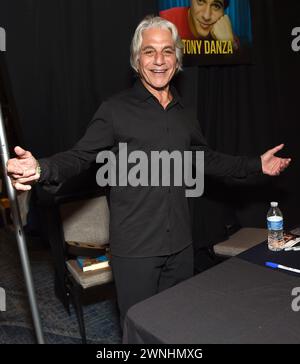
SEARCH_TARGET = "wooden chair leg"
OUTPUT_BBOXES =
[69,284,87,344]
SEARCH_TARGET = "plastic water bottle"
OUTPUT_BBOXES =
[267,202,284,251]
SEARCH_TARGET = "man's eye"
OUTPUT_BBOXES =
[144,50,154,55]
[212,2,224,10]
[163,49,174,55]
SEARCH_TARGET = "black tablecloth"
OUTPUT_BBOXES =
[239,241,300,277]
[123,257,300,344]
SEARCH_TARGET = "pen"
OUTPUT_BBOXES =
[265,261,300,274]
[284,246,300,252]
[284,246,300,251]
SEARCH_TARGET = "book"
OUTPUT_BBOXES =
[76,254,110,272]
[66,259,113,289]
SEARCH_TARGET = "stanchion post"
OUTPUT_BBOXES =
[0,103,45,344]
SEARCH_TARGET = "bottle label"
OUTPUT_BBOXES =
[267,216,283,231]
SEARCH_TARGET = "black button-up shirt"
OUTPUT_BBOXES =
[39,79,261,257]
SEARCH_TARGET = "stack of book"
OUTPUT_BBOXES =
[77,254,110,272]
[66,252,113,289]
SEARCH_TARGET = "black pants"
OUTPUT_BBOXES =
[111,244,194,328]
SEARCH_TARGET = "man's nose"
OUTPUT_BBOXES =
[153,52,165,65]
[202,5,212,21]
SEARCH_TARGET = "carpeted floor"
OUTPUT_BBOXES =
[0,228,122,344]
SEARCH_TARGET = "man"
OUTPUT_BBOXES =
[7,16,290,327]
[161,0,235,44]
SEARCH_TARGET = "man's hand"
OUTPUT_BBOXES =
[211,15,234,42]
[261,144,291,176]
[6,146,40,191]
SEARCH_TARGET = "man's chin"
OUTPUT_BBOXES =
[152,84,169,91]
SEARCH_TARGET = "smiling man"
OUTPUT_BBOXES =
[189,0,232,40]
[161,0,235,43]
[135,26,178,107]
[7,16,290,329]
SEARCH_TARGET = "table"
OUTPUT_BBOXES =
[123,255,300,344]
[239,240,300,276]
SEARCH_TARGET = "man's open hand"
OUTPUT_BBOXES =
[261,144,291,176]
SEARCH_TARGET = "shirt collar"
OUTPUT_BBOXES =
[133,78,184,108]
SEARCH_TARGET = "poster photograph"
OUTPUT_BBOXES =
[159,0,253,65]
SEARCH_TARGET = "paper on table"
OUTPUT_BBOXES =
[282,237,300,249]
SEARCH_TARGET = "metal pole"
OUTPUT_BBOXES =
[0,103,45,344]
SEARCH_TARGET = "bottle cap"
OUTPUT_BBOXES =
[270,202,278,207]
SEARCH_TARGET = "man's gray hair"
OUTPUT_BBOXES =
[130,15,183,73]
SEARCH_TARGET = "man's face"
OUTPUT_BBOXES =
[190,0,225,37]
[138,27,178,92]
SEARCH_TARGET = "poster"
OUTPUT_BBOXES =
[159,0,253,65]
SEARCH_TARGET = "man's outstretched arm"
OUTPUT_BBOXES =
[190,119,291,178]
[7,100,115,191]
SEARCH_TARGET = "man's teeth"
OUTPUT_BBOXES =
[152,70,166,73]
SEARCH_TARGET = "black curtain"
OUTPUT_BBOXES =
[181,0,300,247]
[0,0,300,243]
[0,0,158,157]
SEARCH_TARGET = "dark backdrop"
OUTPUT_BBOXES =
[0,0,299,246]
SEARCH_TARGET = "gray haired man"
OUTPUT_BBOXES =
[7,16,290,327]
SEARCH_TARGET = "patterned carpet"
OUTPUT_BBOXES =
[0,228,122,344]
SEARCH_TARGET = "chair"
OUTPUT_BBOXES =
[36,184,116,343]
[213,227,268,257]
